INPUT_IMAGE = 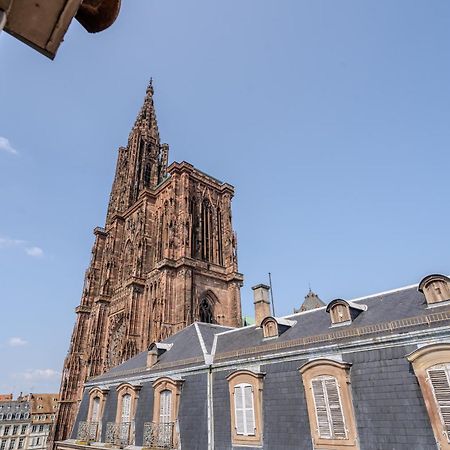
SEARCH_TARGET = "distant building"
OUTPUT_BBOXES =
[28,395,58,450]
[0,394,58,450]
[0,396,12,403]
[0,398,30,450]
[57,274,450,450]
[294,288,325,313]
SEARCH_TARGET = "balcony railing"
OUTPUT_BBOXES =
[105,422,133,447]
[143,422,175,449]
[76,422,99,443]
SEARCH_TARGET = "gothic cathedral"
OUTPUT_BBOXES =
[52,81,243,443]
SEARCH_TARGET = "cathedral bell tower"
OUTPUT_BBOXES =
[50,80,243,446]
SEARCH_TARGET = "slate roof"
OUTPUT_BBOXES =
[214,285,449,356]
[89,283,450,384]
[93,322,234,382]
[0,400,30,421]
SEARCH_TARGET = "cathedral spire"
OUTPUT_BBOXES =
[107,80,169,222]
[130,77,160,143]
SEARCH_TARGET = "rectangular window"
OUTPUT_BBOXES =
[91,397,100,423]
[9,439,15,450]
[159,390,172,424]
[428,365,450,441]
[20,427,26,436]
[17,439,23,450]
[35,438,40,446]
[3,427,9,437]
[38,426,43,433]
[234,384,256,436]
[31,427,36,434]
[120,394,131,423]
[12,428,18,437]
[311,376,347,439]
[0,441,5,450]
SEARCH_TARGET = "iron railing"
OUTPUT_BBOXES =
[143,422,175,449]
[105,422,133,447]
[76,422,99,443]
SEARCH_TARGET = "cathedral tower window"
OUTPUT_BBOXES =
[199,298,213,324]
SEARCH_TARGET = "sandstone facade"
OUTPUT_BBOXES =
[50,81,243,444]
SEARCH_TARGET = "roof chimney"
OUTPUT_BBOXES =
[252,284,271,327]
[147,347,158,368]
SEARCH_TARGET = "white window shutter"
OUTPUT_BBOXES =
[234,386,245,435]
[91,397,100,422]
[311,379,332,438]
[244,385,256,436]
[325,379,347,439]
[159,390,172,424]
[121,394,131,423]
[428,367,450,439]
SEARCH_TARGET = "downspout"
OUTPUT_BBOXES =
[207,363,214,450]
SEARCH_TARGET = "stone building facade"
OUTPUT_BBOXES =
[51,81,243,445]
[28,394,58,450]
[58,273,450,450]
[0,394,58,450]
[0,399,30,450]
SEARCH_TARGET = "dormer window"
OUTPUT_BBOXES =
[418,274,450,306]
[262,318,278,338]
[326,299,367,327]
[260,316,296,339]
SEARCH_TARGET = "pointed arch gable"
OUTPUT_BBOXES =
[198,290,219,324]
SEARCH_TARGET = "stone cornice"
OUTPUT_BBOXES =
[150,257,243,282]
[168,161,235,195]
[75,305,91,314]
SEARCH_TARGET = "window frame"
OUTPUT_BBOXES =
[114,383,141,446]
[115,384,140,424]
[261,317,278,339]
[407,343,450,450]
[227,370,264,447]
[418,274,450,306]
[86,387,109,442]
[152,377,183,425]
[300,359,359,450]
[87,388,108,424]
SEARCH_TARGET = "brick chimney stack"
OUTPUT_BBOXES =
[252,284,271,327]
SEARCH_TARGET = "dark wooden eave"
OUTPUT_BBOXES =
[75,0,121,33]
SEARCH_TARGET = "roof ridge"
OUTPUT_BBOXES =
[194,323,209,362]
[282,282,421,320]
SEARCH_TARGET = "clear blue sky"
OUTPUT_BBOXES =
[1,0,449,395]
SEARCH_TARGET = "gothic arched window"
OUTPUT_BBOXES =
[199,297,214,324]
